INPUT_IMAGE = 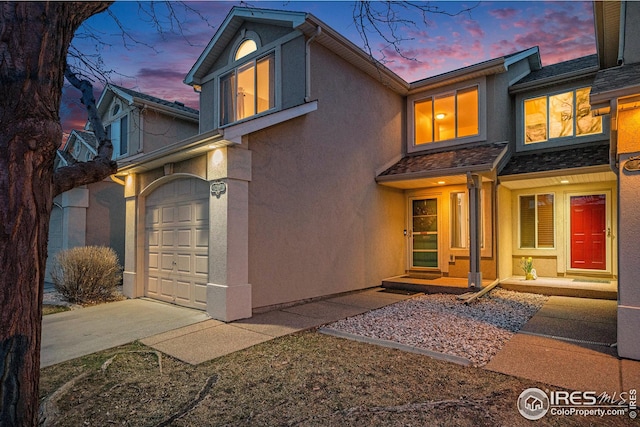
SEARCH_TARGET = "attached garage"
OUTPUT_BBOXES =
[145,178,209,310]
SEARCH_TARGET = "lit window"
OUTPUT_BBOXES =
[414,86,479,145]
[520,193,554,248]
[525,87,602,144]
[220,53,275,125]
[451,192,468,248]
[235,39,257,61]
[450,191,484,249]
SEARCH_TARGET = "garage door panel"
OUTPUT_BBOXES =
[195,255,208,275]
[148,252,159,269]
[176,254,191,272]
[145,178,209,310]
[175,280,191,302]
[147,276,158,294]
[194,282,207,306]
[177,229,191,247]
[162,206,175,224]
[161,229,175,247]
[178,204,192,223]
[147,207,160,226]
[196,228,208,247]
[161,254,175,271]
[195,201,208,222]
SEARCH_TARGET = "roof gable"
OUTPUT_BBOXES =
[94,84,199,123]
[185,7,307,85]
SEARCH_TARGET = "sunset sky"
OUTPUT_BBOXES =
[61,1,597,136]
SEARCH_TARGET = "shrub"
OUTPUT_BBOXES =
[51,246,122,305]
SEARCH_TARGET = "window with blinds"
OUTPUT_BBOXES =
[519,193,555,249]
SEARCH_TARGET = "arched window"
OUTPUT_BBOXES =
[235,39,257,61]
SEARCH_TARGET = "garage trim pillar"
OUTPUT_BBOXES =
[206,146,252,321]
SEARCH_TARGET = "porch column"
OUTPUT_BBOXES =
[467,173,482,288]
[206,146,252,322]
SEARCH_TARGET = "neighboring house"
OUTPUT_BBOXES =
[589,0,640,360]
[114,5,637,361]
[46,84,199,283]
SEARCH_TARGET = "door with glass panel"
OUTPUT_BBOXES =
[411,198,439,269]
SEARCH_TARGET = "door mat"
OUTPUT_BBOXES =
[572,279,610,284]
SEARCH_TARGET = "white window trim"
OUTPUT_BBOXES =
[407,77,487,154]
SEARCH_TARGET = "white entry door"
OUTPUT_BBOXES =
[145,178,209,309]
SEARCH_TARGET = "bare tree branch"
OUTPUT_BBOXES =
[353,1,479,63]
[53,67,117,197]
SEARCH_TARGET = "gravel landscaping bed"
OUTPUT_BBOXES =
[325,288,548,367]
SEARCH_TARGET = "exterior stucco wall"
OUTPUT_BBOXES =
[246,42,406,309]
[141,110,199,153]
[85,180,125,266]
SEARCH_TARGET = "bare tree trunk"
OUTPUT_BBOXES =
[0,2,112,425]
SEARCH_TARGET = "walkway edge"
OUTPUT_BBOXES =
[318,327,472,366]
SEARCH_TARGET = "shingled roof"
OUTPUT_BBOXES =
[111,84,199,116]
[377,143,508,181]
[73,129,98,149]
[499,143,609,176]
[514,54,598,86]
[591,62,640,100]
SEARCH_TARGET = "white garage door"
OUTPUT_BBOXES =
[46,204,64,284]
[145,178,209,310]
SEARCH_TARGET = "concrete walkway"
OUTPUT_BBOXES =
[486,296,640,394]
[140,288,414,364]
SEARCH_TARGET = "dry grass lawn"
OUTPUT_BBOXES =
[40,331,635,426]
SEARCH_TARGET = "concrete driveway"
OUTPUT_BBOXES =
[41,298,209,367]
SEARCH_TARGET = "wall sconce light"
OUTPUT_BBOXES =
[212,148,224,166]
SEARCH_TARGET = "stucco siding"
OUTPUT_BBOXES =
[247,43,406,308]
[85,180,125,266]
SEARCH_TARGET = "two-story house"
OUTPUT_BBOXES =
[116,6,614,325]
[47,84,199,282]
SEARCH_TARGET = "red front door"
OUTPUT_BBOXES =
[570,195,606,270]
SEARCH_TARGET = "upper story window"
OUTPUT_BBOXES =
[220,51,275,126]
[524,87,602,144]
[106,114,129,159]
[414,86,479,145]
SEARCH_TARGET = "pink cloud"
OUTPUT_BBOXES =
[488,8,519,20]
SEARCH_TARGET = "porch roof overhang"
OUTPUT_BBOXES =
[498,144,615,190]
[376,143,508,190]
